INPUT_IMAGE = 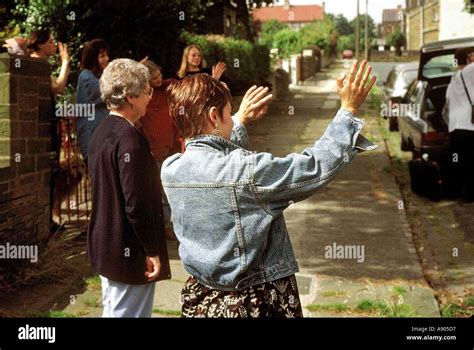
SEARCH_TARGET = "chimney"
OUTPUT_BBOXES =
[284,0,290,10]
[322,1,326,14]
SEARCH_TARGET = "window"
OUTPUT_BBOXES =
[400,69,418,87]
[423,54,457,79]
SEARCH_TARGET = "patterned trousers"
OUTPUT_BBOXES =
[181,274,303,318]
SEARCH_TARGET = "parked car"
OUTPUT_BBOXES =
[342,49,353,59]
[381,63,418,131]
[398,37,474,162]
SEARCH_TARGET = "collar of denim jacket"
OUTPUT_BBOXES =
[185,134,242,153]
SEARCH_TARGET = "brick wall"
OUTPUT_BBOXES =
[407,0,440,50]
[0,53,52,244]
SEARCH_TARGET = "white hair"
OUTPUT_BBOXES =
[99,58,151,109]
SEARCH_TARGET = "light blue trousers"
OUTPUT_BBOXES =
[100,275,155,318]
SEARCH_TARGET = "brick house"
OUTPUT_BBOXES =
[200,0,237,37]
[381,6,406,38]
[406,0,474,51]
[252,0,324,35]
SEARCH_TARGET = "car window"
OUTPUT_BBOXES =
[400,69,417,86]
[386,70,397,88]
[408,82,418,104]
[415,82,425,105]
[423,54,457,79]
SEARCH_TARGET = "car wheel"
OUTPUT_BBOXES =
[389,118,399,132]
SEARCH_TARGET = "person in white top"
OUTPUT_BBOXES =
[444,48,474,201]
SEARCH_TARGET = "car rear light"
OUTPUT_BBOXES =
[422,132,446,143]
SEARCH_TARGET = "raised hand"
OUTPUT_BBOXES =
[58,42,70,63]
[235,85,273,125]
[212,61,227,80]
[336,60,376,116]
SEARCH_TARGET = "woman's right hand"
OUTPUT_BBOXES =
[212,61,227,80]
[337,60,376,115]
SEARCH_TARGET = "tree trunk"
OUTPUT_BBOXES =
[235,0,254,43]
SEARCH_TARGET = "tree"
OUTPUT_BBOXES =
[334,14,353,36]
[258,19,287,48]
[233,0,273,43]
[272,28,303,58]
[464,0,474,13]
[10,0,208,80]
[387,30,406,56]
[349,14,376,53]
[350,14,376,37]
[300,17,338,54]
[338,34,355,52]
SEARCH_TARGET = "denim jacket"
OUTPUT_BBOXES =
[161,109,376,291]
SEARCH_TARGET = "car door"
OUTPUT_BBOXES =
[403,81,427,148]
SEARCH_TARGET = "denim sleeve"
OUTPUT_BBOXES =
[77,71,104,106]
[230,115,249,149]
[252,109,377,214]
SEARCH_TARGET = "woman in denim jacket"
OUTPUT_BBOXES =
[76,39,110,158]
[162,60,377,318]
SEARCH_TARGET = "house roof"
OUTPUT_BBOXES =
[252,5,324,24]
[382,9,400,23]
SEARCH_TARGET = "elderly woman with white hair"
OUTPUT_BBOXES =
[87,58,171,317]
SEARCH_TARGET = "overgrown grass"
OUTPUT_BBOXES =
[85,275,101,290]
[356,299,388,312]
[306,303,348,313]
[320,290,347,297]
[440,303,471,317]
[152,308,181,316]
[47,310,78,318]
[84,296,100,308]
[369,85,382,111]
[465,296,474,307]
[307,298,415,317]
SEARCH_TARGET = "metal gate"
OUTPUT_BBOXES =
[53,117,91,228]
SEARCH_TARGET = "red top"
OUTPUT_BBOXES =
[140,79,184,161]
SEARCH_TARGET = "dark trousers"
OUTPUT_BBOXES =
[448,130,474,201]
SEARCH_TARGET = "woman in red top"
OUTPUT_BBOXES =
[140,60,184,161]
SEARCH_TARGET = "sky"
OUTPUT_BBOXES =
[273,0,406,24]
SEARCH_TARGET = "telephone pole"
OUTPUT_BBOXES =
[356,0,360,59]
[365,0,369,60]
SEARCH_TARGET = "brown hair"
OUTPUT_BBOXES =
[27,29,51,52]
[455,47,474,66]
[80,39,109,77]
[142,59,162,78]
[167,73,232,139]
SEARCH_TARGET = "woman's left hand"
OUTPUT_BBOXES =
[236,85,273,125]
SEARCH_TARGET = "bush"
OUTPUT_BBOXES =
[300,18,337,51]
[387,31,406,56]
[272,28,303,59]
[258,19,287,48]
[338,34,355,52]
